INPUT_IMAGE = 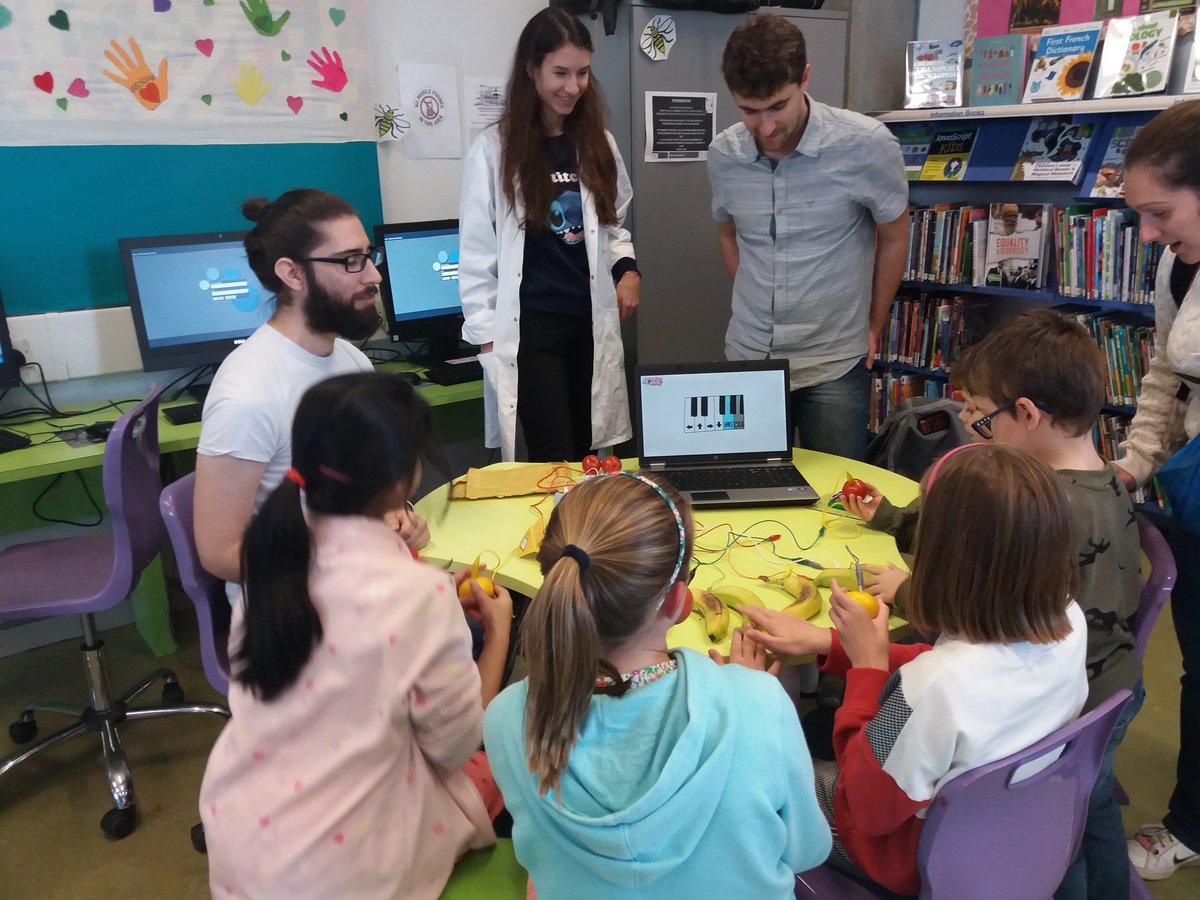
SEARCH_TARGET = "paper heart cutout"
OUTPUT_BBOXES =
[153,0,171,11]
[33,72,53,93]
[0,6,13,30]
[329,8,346,27]
[332,832,345,845]
[56,97,67,111]
[280,50,291,61]
[286,95,303,114]
[339,111,348,121]
[200,93,212,105]
[195,38,213,57]
[67,78,88,98]
[139,82,161,103]
[48,9,68,30]
[258,815,270,827]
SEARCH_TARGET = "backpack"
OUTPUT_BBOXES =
[864,397,971,483]
[550,1,763,36]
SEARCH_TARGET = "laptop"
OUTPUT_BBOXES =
[634,359,819,508]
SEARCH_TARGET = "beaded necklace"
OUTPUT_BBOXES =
[594,658,677,692]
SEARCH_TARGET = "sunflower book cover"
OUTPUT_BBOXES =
[1094,11,1177,98]
[1022,21,1103,102]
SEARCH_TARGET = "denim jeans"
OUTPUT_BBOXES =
[1055,680,1146,899]
[1165,523,1200,854]
[790,361,870,461]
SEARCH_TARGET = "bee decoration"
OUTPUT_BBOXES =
[640,15,676,62]
[374,104,411,141]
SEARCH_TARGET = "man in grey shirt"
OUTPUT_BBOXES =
[708,15,908,460]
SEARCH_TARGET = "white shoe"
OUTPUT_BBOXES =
[1128,823,1200,881]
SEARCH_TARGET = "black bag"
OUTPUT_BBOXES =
[864,397,972,483]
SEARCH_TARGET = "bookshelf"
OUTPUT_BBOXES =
[875,94,1188,123]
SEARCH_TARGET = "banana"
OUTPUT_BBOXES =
[782,590,822,620]
[692,589,731,642]
[781,571,817,602]
[814,568,859,590]
[710,584,766,610]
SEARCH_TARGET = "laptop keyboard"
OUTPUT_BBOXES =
[662,465,806,492]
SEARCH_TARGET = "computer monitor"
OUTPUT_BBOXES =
[374,219,470,362]
[119,230,272,372]
[0,287,21,389]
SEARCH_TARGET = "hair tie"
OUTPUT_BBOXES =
[284,467,306,489]
[319,464,351,484]
[561,544,590,572]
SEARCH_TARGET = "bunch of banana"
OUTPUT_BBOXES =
[692,589,731,642]
[814,568,859,590]
[757,569,822,620]
[709,584,766,611]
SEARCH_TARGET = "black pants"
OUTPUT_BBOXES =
[517,309,594,462]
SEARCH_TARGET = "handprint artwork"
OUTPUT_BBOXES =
[102,38,168,110]
[234,64,270,107]
[307,46,347,92]
[240,0,291,38]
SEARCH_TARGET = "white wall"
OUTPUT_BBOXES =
[367,0,545,223]
[917,0,968,41]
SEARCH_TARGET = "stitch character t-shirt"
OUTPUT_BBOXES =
[520,134,592,315]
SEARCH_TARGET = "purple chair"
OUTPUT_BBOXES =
[159,471,230,696]
[794,689,1133,899]
[1130,513,1177,662]
[0,387,228,840]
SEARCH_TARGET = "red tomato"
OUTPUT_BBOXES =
[842,478,870,500]
[582,454,602,474]
[601,455,623,473]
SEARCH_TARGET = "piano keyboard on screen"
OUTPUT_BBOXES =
[684,395,744,432]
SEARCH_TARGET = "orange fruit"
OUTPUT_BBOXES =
[845,590,879,618]
[458,576,495,600]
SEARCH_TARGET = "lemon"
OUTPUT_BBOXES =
[845,590,879,618]
[458,576,495,600]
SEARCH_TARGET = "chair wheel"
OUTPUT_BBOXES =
[100,805,137,840]
[162,681,185,704]
[9,716,37,744]
[191,822,207,854]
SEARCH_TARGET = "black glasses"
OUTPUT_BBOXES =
[297,246,384,273]
[970,399,1055,440]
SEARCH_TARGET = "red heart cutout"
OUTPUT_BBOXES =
[195,38,214,57]
[332,832,345,845]
[33,72,54,93]
[139,82,160,103]
[259,815,270,827]
[286,95,303,114]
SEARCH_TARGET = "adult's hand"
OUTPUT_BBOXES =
[1112,462,1136,492]
[479,342,493,354]
[866,328,881,370]
[616,271,640,321]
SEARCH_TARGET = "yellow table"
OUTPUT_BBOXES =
[415,450,919,657]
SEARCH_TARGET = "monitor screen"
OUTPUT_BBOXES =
[119,231,272,372]
[0,287,20,389]
[375,219,467,358]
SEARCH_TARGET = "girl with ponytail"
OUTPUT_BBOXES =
[483,472,830,899]
[200,372,511,899]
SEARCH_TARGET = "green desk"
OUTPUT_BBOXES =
[415,450,919,657]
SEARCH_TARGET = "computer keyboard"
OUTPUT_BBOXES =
[163,402,203,426]
[0,428,32,454]
[423,360,484,386]
[664,465,807,492]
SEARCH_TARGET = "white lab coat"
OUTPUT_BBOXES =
[458,125,635,461]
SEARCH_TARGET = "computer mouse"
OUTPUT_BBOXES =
[85,420,115,442]
[400,372,422,386]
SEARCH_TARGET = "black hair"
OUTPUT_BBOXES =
[242,189,359,302]
[234,372,450,701]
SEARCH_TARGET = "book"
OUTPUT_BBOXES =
[1186,25,1200,94]
[984,203,1050,290]
[918,127,978,181]
[1089,125,1143,198]
[1022,22,1103,102]
[971,34,1030,106]
[1011,116,1096,182]
[894,123,937,181]
[905,40,965,108]
[1094,11,1177,98]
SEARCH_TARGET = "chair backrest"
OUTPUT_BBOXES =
[160,471,231,695]
[916,689,1132,899]
[102,384,166,600]
[1131,514,1176,661]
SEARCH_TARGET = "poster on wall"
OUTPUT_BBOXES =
[1010,0,1063,30]
[0,0,372,146]
[644,92,715,162]
[463,75,505,144]
[397,62,462,159]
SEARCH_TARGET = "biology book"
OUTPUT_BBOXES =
[1023,22,1103,102]
[1094,11,1177,97]
[971,34,1030,106]
[918,127,978,182]
[1011,116,1096,182]
[905,40,965,108]
[1090,125,1143,198]
[984,203,1051,290]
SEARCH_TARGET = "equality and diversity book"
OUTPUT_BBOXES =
[1090,125,1143,197]
[918,127,978,181]
[984,202,1051,290]
[1022,21,1103,102]
[970,34,1030,106]
[894,123,937,181]
[905,40,965,108]
[1011,116,1096,182]
[1094,11,1177,97]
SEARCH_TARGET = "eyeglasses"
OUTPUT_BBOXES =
[297,246,384,273]
[970,399,1055,440]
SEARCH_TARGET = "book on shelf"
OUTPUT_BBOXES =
[970,34,1030,106]
[1186,21,1200,94]
[918,127,978,181]
[983,203,1051,290]
[1053,205,1162,303]
[1010,116,1096,183]
[1094,11,1177,98]
[1089,125,1143,198]
[905,204,987,285]
[1060,307,1156,408]
[894,123,937,181]
[905,40,965,108]
[881,292,989,373]
[1022,21,1102,102]
[869,371,957,436]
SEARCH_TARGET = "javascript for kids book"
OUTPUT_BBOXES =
[1094,11,1177,97]
[1011,116,1096,183]
[918,127,978,182]
[971,34,1030,106]
[905,40,965,108]
[1023,22,1103,102]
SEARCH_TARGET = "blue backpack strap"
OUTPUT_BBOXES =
[1171,255,1198,402]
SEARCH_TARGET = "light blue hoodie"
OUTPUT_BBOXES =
[483,649,831,899]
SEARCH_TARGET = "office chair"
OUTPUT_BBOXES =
[0,386,229,839]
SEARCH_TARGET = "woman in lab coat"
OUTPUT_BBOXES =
[459,7,639,463]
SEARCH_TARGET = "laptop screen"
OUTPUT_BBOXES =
[637,362,791,460]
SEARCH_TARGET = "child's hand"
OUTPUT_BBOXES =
[739,605,834,658]
[843,481,884,522]
[709,625,782,675]
[828,582,890,671]
[863,563,908,607]
[384,504,430,550]
[454,568,512,638]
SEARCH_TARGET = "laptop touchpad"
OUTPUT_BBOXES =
[692,491,730,501]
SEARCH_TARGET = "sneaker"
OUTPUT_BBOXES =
[1128,823,1200,880]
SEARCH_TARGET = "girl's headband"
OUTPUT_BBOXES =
[926,441,984,488]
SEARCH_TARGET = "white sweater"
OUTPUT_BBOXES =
[1118,248,1200,486]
